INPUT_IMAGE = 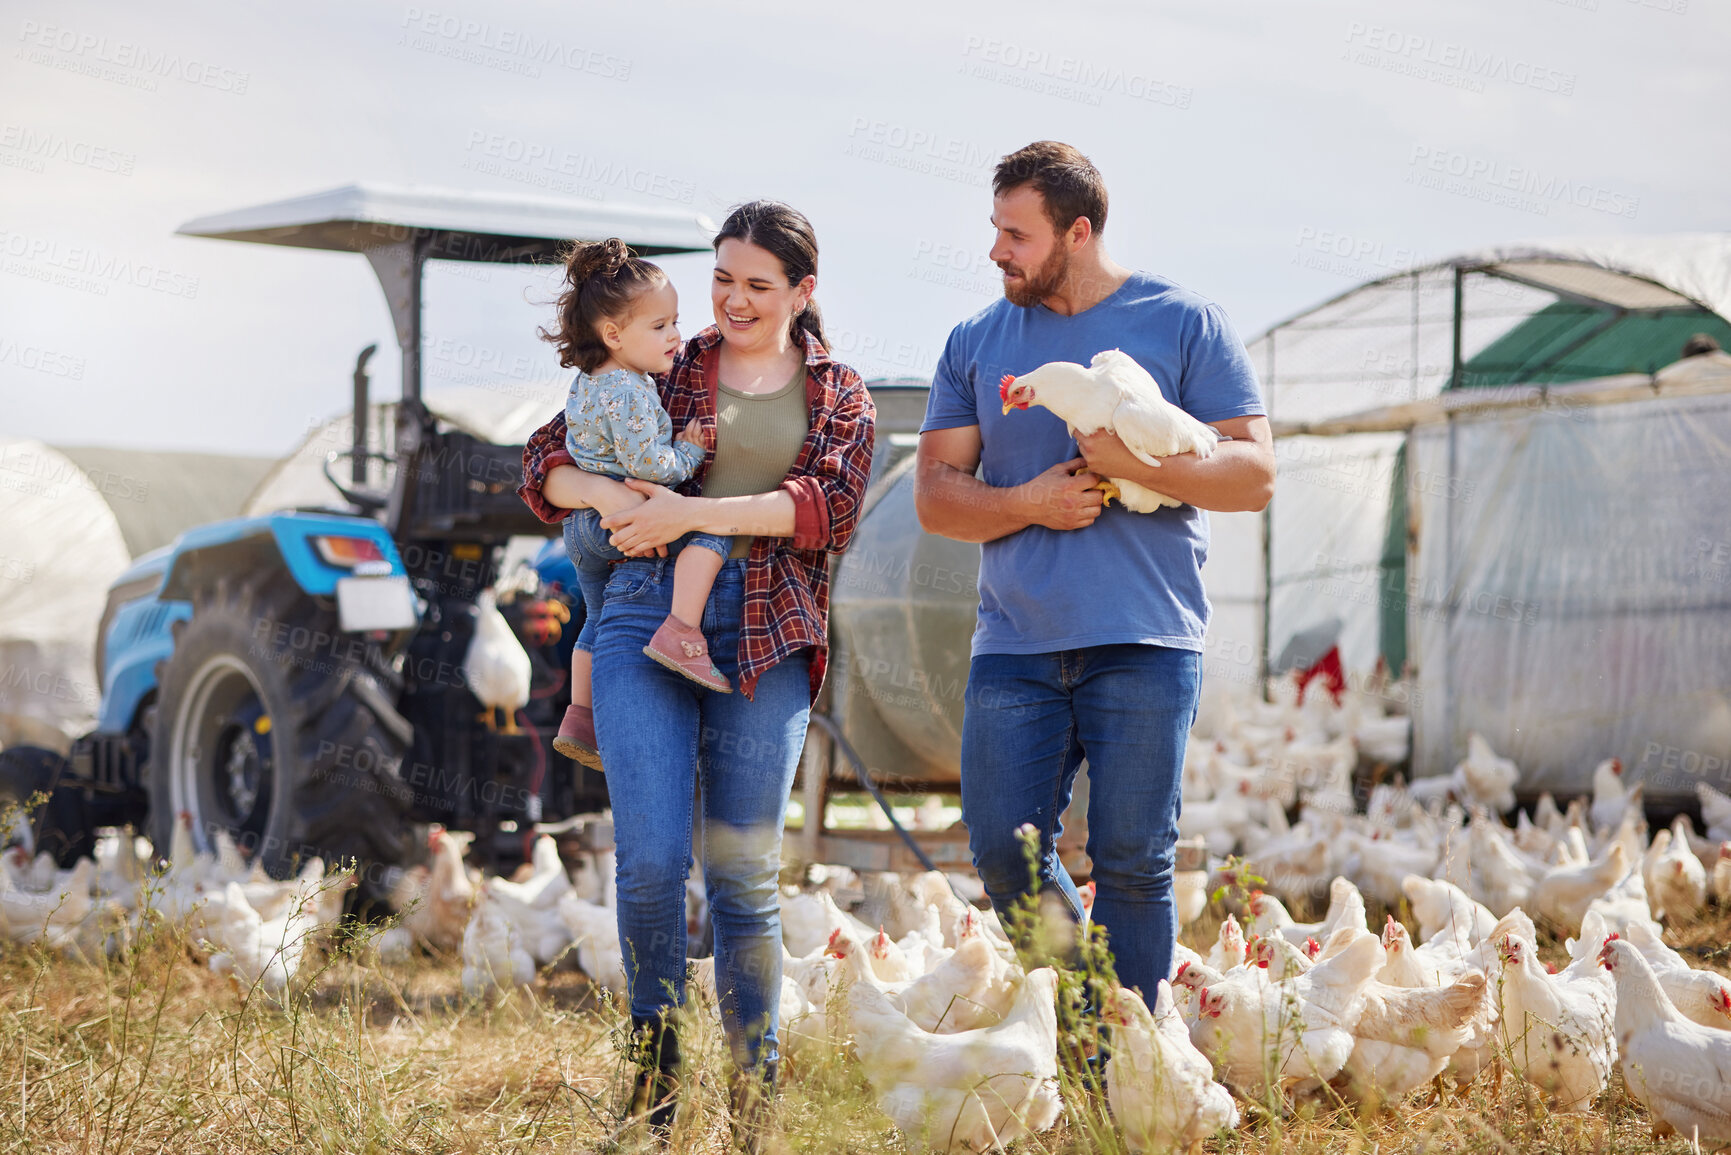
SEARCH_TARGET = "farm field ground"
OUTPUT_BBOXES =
[2,864,1726,1155]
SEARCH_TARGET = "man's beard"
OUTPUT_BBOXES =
[999,245,1070,307]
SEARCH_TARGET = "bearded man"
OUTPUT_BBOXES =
[914,140,1275,997]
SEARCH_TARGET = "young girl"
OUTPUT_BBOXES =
[541,238,734,772]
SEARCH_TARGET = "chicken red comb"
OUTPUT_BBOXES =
[1174,961,1190,982]
[1303,936,1321,959]
[999,373,1016,404]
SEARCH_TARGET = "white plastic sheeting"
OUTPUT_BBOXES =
[1456,234,1731,324]
[1264,433,1406,678]
[1199,510,1264,697]
[0,439,132,747]
[1248,234,1731,429]
[1407,386,1731,802]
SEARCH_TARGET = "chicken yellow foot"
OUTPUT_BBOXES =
[1094,479,1121,506]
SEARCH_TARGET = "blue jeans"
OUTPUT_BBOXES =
[959,644,1199,997]
[590,556,810,1070]
[563,509,732,653]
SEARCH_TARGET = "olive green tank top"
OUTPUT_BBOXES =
[703,366,810,557]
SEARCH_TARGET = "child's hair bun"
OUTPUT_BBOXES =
[567,237,631,287]
[539,237,670,371]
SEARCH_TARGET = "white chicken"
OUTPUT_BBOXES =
[1599,937,1731,1144]
[1618,921,1731,1030]
[1701,780,1731,844]
[556,890,626,994]
[847,965,1062,1153]
[998,349,1220,512]
[1533,841,1631,936]
[1103,981,1238,1153]
[780,887,875,958]
[1173,867,1209,929]
[202,879,321,1005]
[1643,821,1708,923]
[903,915,1014,1027]
[1190,928,1385,1098]
[0,856,98,955]
[832,926,1020,1034]
[1335,970,1488,1105]
[1401,875,1496,947]
[1206,914,1248,972]
[1455,732,1520,815]
[480,835,574,965]
[389,826,477,952]
[1583,863,1660,938]
[1588,758,1629,836]
[460,890,536,999]
[1247,932,1318,980]
[1494,933,1615,1111]
[1247,876,1366,948]
[465,589,532,734]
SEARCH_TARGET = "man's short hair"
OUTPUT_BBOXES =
[993,141,1108,238]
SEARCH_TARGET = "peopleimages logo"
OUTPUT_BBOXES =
[0,124,136,176]
[1406,146,1640,220]
[15,20,250,94]
[399,8,631,81]
[958,36,1193,110]
[1343,23,1577,96]
[0,228,201,299]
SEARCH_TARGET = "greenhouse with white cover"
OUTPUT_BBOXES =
[1210,234,1731,803]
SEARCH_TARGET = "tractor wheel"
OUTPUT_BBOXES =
[148,570,415,900]
[0,745,94,866]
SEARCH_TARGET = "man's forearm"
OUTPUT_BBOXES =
[914,459,1035,543]
[1117,443,1276,512]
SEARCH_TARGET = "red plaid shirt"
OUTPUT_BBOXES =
[518,326,876,702]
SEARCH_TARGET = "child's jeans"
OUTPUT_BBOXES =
[562,509,732,652]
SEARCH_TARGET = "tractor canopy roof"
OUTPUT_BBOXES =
[175,182,717,263]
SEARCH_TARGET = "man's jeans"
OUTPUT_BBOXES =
[590,556,810,1070]
[959,643,1199,996]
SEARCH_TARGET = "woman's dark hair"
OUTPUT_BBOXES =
[539,238,669,372]
[714,200,827,351]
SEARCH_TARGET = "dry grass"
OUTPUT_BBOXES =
[0,897,1723,1155]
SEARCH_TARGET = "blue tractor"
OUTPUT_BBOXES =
[0,185,715,895]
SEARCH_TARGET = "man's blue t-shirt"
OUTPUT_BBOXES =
[921,271,1265,657]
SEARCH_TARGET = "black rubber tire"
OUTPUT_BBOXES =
[148,569,415,900]
[0,745,94,866]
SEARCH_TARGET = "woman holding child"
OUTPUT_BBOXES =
[516,200,875,1140]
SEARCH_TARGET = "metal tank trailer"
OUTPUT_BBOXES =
[796,384,1098,877]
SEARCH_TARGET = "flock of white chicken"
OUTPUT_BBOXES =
[0,813,349,1002]
[11,668,1731,1150]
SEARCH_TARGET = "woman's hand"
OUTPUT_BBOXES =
[600,480,693,556]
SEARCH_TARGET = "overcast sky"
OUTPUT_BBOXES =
[2,0,1724,456]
